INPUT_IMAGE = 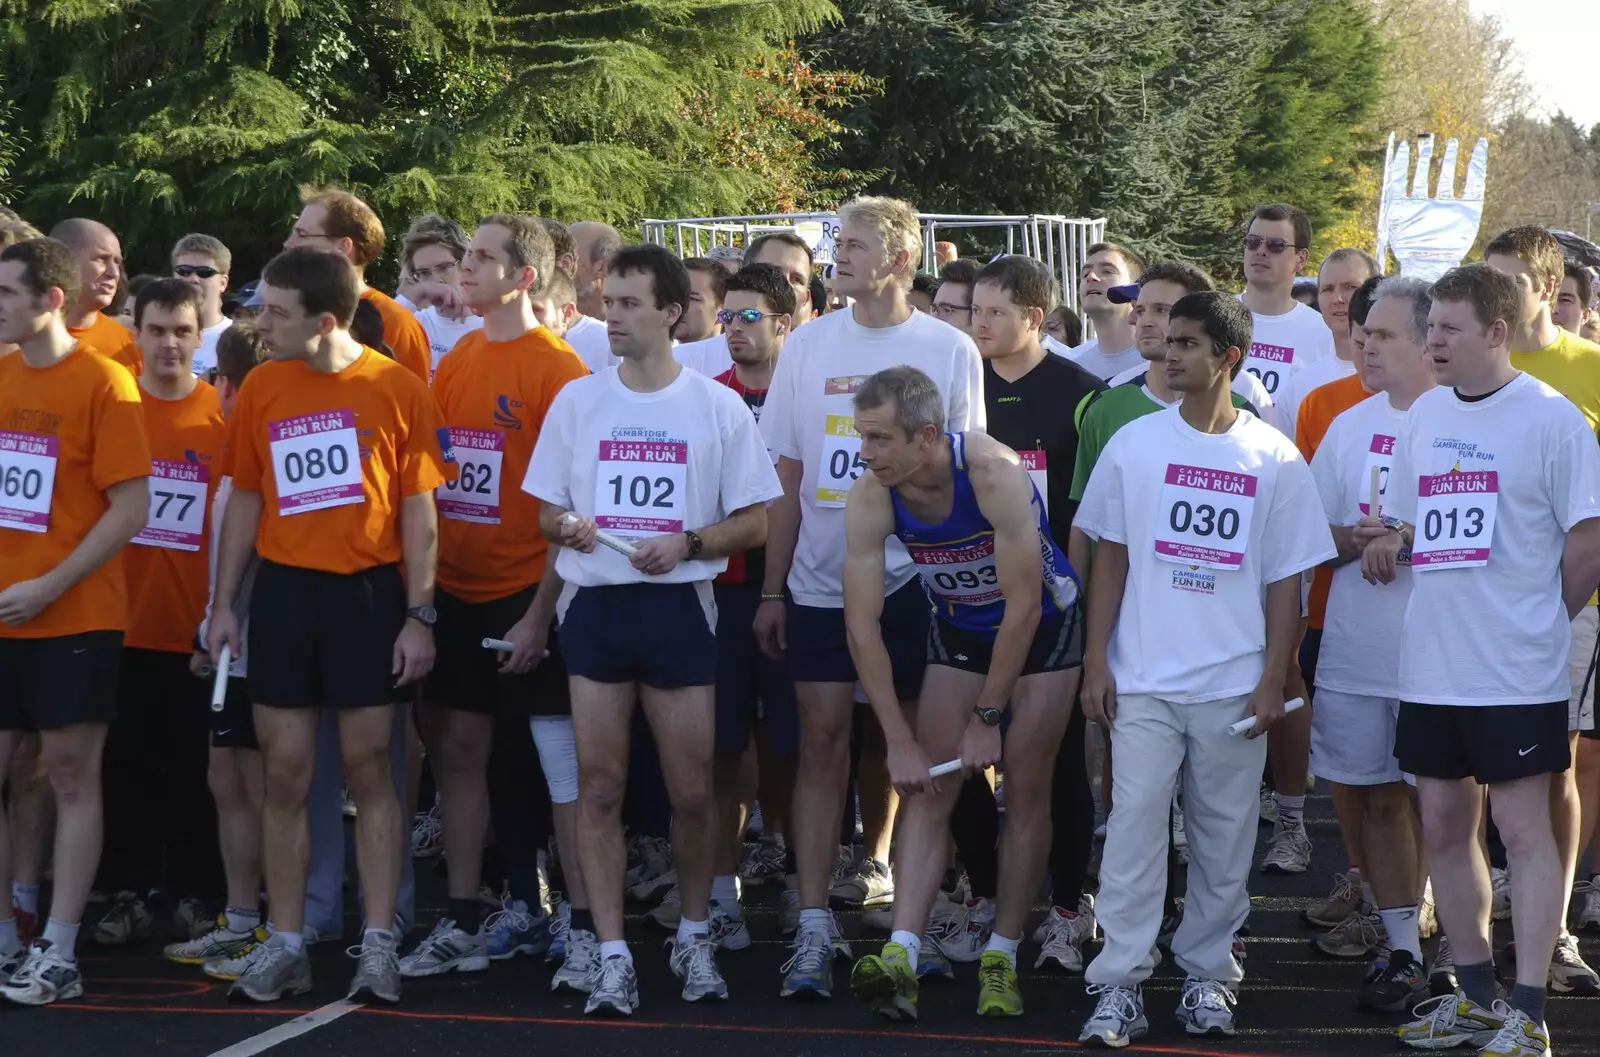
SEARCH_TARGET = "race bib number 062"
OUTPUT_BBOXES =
[437,427,504,524]
[1153,463,1258,571]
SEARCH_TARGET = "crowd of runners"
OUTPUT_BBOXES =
[2,189,1600,1057]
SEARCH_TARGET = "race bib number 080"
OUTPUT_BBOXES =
[1411,470,1496,569]
[1153,463,1257,571]
[0,430,57,533]
[268,410,365,517]
[595,439,688,536]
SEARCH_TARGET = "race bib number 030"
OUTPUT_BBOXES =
[268,410,364,517]
[437,427,504,524]
[1019,450,1048,516]
[1412,470,1496,569]
[816,414,865,507]
[911,537,1002,606]
[1359,434,1395,516]
[595,439,688,535]
[133,459,208,551]
[0,430,57,533]
[1244,342,1293,395]
[1154,463,1258,571]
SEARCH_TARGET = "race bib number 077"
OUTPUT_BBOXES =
[1153,463,1258,571]
[132,459,208,551]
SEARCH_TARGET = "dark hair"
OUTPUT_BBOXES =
[215,322,267,388]
[1431,262,1521,333]
[938,259,980,288]
[260,246,362,326]
[608,244,690,315]
[745,231,814,270]
[1248,203,1312,251]
[538,218,577,270]
[911,273,940,298]
[1567,262,1596,313]
[1169,291,1253,379]
[0,237,80,306]
[682,257,730,303]
[112,273,159,318]
[1087,241,1148,279]
[1047,305,1082,347]
[809,274,827,314]
[1484,225,1565,294]
[975,255,1053,313]
[1347,274,1384,328]
[1137,260,1215,295]
[479,213,556,295]
[725,263,798,317]
[350,299,396,359]
[134,277,203,329]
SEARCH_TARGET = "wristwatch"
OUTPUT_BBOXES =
[972,706,1002,727]
[406,605,438,627]
[685,529,704,559]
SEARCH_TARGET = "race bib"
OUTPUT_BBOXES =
[1359,434,1395,516]
[1412,470,1497,569]
[1244,342,1293,395]
[1019,450,1049,516]
[816,414,866,507]
[911,538,1002,606]
[268,410,364,517]
[595,439,688,535]
[437,427,504,524]
[1154,464,1258,571]
[0,431,57,533]
[133,459,209,551]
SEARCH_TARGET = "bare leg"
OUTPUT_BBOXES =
[887,668,973,936]
[858,718,899,867]
[1331,782,1366,871]
[792,682,855,909]
[208,746,265,913]
[38,723,110,938]
[1551,733,1582,918]
[1495,774,1566,989]
[338,705,402,932]
[569,677,636,942]
[424,704,493,902]
[254,706,322,934]
[1417,777,1492,965]
[642,685,717,924]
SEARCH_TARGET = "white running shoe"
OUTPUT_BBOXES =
[410,802,443,859]
[585,954,639,1015]
[1079,984,1147,1048]
[1257,785,1277,826]
[646,884,682,929]
[1575,875,1600,933]
[1259,817,1312,874]
[1549,930,1600,994]
[927,896,994,963]
[1,941,83,1006]
[1034,898,1097,972]
[709,902,751,951]
[1178,977,1237,1036]
[551,928,599,994]
[398,919,490,978]
[830,856,894,907]
[164,918,260,965]
[667,933,728,1002]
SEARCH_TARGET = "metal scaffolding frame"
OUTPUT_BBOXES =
[642,212,1108,314]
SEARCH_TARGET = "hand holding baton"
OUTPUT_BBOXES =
[210,644,232,714]
[560,512,638,557]
[482,638,550,659]
[1230,697,1305,736]
[928,759,964,778]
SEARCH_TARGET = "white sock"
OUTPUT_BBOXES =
[985,932,1021,968]
[600,939,633,963]
[710,874,740,912]
[797,907,831,936]
[676,916,709,946]
[889,929,921,972]
[1275,794,1304,826]
[41,919,80,960]
[278,930,305,953]
[11,883,38,915]
[225,907,261,934]
[364,927,396,949]
[0,918,18,954]
[1377,905,1421,962]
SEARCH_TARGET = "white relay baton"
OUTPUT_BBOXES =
[560,512,638,557]
[1230,696,1305,736]
[482,638,550,659]
[210,644,232,714]
[928,759,964,778]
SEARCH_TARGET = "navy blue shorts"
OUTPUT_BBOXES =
[713,582,799,757]
[787,579,929,700]
[559,581,717,690]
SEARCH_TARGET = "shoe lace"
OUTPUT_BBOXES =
[560,930,597,974]
[781,929,830,976]
[410,810,441,844]
[245,940,291,977]
[1181,978,1236,1013]
[346,939,399,980]
[1555,931,1584,962]
[1482,1001,1532,1051]
[1087,983,1141,1023]
[977,955,1012,992]
[674,935,721,986]
[485,904,535,937]
[595,954,632,994]
[1327,871,1359,905]
[1406,993,1463,1034]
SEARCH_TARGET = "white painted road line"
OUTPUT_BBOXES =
[206,999,364,1057]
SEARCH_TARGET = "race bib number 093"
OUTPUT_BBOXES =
[268,410,365,517]
[0,430,57,533]
[1153,463,1257,571]
[911,538,1002,606]
[595,439,688,536]
[1411,470,1496,570]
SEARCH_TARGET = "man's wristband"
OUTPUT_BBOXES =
[761,591,786,602]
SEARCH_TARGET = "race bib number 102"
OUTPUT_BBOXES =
[268,410,365,517]
[1153,463,1258,571]
[595,439,688,536]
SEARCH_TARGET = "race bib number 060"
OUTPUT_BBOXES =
[1412,470,1496,570]
[268,410,365,517]
[0,430,57,533]
[1153,463,1257,571]
[595,439,688,536]
[132,459,208,551]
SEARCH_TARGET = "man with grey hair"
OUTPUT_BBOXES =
[171,233,233,375]
[1307,275,1435,1013]
[564,221,622,373]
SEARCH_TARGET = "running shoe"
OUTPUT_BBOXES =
[625,836,675,901]
[1574,875,1600,933]
[780,927,833,999]
[1359,950,1427,1013]
[347,933,402,1003]
[0,940,82,1006]
[667,933,728,1002]
[708,902,750,951]
[584,954,639,1016]
[646,884,682,929]
[1548,930,1600,994]
[1079,984,1147,1048]
[1426,934,1457,997]
[928,896,994,962]
[164,917,260,965]
[546,901,570,960]
[1396,993,1503,1049]
[975,950,1022,1017]
[1034,898,1097,972]
[1257,785,1277,826]
[1313,910,1384,958]
[739,836,787,886]
[485,901,550,961]
[1490,866,1512,921]
[410,801,443,859]
[1304,869,1363,929]
[90,891,153,946]
[850,940,917,1020]
[831,856,894,908]
[228,935,312,1002]
[399,919,489,977]
[551,927,599,994]
[917,935,955,981]
[1259,817,1312,874]
[1177,977,1236,1036]
[1478,1002,1551,1057]
[172,897,211,940]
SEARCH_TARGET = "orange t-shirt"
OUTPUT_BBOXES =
[0,345,151,639]
[432,327,589,601]
[226,346,448,575]
[70,312,141,376]
[1295,372,1371,630]
[362,289,431,386]
[124,382,228,652]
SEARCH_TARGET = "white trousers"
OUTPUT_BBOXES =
[1085,694,1266,987]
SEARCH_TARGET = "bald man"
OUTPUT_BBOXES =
[48,219,140,374]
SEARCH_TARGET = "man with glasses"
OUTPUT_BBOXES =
[1238,204,1335,422]
[397,214,483,377]
[932,260,978,336]
[1063,243,1146,381]
[172,234,233,377]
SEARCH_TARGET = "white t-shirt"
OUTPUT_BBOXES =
[1277,353,1357,446]
[1239,300,1335,410]
[760,308,986,606]
[1042,335,1073,359]
[198,477,256,679]
[1310,393,1410,697]
[1389,373,1600,705]
[1107,362,1276,419]
[523,365,783,588]
[416,306,483,373]
[675,334,734,378]
[194,318,232,377]
[1065,337,1145,382]
[1075,407,1335,703]
[564,314,616,375]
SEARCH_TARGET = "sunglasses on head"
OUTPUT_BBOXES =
[175,265,222,279]
[717,308,778,325]
[1242,235,1301,255]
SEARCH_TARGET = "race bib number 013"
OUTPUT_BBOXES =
[1244,342,1293,395]
[1019,450,1049,516]
[437,427,504,524]
[0,430,57,533]
[1359,434,1395,516]
[910,538,1002,606]
[816,414,865,507]
[1153,463,1258,571]
[1412,470,1497,569]
[595,439,688,535]
[132,459,208,551]
[268,410,365,517]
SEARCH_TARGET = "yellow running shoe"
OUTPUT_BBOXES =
[976,949,1023,1017]
[1397,993,1504,1049]
[850,941,918,1021]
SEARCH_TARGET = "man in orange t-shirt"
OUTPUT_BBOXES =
[206,247,447,1006]
[403,215,588,976]
[0,237,151,1006]
[47,219,141,375]
[97,280,230,950]
[284,189,431,384]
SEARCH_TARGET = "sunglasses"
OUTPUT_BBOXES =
[175,265,222,279]
[717,308,780,325]
[1242,235,1303,255]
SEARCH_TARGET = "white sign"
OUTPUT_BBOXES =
[595,439,688,536]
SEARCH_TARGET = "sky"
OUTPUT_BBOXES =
[1468,0,1600,129]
